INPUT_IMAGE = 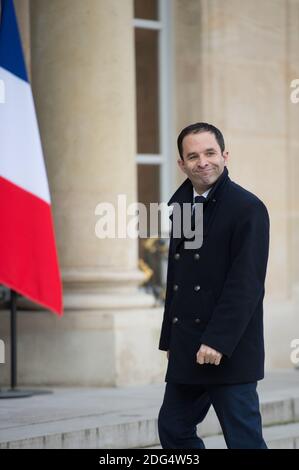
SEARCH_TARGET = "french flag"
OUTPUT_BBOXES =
[0,0,63,315]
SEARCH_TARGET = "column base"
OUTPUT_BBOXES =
[3,268,168,387]
[0,303,167,387]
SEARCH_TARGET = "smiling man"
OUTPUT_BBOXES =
[157,122,270,449]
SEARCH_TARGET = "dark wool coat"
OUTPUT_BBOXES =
[158,166,270,384]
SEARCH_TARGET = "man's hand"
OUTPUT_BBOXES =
[196,344,222,366]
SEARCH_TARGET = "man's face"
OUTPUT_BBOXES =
[178,131,229,192]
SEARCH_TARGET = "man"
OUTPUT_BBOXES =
[158,122,270,449]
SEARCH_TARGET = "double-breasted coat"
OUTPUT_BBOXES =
[158,166,270,384]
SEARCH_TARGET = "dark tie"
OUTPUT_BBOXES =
[194,195,207,203]
[192,195,207,212]
[191,195,207,230]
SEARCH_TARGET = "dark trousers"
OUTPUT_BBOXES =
[158,381,267,449]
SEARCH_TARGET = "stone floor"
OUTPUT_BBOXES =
[0,369,298,448]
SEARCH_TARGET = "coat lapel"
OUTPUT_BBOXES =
[168,166,230,252]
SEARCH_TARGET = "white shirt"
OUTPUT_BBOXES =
[192,187,212,215]
[169,186,212,218]
[193,186,212,201]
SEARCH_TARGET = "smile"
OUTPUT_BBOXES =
[196,169,213,174]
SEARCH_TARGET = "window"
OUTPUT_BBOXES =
[134,0,173,299]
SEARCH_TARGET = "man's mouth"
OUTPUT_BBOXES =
[195,168,213,175]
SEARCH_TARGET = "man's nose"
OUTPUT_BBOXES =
[196,155,209,167]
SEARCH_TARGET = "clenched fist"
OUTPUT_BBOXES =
[196,344,222,366]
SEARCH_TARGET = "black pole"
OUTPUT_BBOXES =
[0,289,31,398]
[1,289,52,397]
[0,289,52,398]
[10,289,17,389]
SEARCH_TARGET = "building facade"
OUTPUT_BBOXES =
[1,0,299,386]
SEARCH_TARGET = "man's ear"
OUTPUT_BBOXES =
[223,151,229,165]
[177,158,187,174]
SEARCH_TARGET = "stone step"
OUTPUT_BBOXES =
[144,422,299,449]
[0,391,298,449]
[0,371,298,449]
[196,391,299,438]
[206,422,299,449]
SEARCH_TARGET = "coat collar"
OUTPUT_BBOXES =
[168,166,230,251]
[168,165,230,207]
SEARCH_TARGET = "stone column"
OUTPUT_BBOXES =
[14,0,31,75]
[286,0,299,292]
[30,0,149,306]
[0,0,165,387]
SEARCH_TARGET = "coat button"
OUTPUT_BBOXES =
[194,285,201,291]
[194,253,200,260]
[194,317,201,323]
[174,253,180,260]
[172,316,179,324]
[173,284,179,291]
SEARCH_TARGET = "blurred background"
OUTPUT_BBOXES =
[1,0,299,388]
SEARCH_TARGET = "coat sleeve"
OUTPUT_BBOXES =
[200,200,270,358]
[158,223,175,351]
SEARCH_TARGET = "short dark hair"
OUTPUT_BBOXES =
[177,122,225,160]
